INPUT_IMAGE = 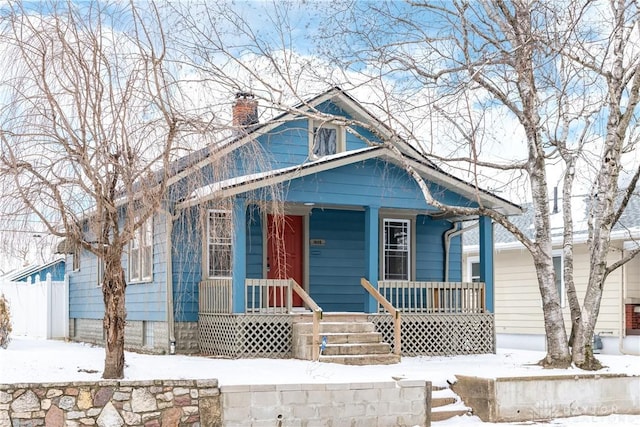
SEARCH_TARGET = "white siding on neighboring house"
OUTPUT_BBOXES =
[464,243,626,337]
[626,256,640,300]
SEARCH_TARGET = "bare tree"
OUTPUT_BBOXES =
[317,0,640,369]
[0,1,202,378]
[170,0,640,369]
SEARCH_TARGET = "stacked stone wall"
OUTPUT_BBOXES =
[0,379,220,427]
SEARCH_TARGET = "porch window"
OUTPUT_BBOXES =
[129,217,153,283]
[383,218,411,280]
[309,121,345,158]
[207,210,233,278]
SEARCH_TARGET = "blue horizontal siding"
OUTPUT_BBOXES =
[309,209,366,312]
[278,160,474,210]
[258,119,310,168]
[68,212,168,322]
[171,206,203,322]
[414,216,462,282]
[246,205,263,280]
[68,250,104,319]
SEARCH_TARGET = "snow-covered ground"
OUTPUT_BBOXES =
[1,337,639,426]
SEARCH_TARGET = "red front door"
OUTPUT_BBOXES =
[267,214,304,307]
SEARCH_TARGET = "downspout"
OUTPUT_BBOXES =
[619,246,640,355]
[444,221,479,282]
[161,208,176,354]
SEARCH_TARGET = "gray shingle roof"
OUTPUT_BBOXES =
[464,192,640,247]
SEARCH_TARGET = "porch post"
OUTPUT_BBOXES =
[479,215,494,313]
[232,197,247,313]
[364,205,379,313]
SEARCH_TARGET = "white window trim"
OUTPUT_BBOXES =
[207,209,233,279]
[552,250,565,308]
[382,218,412,281]
[129,217,153,284]
[467,256,480,283]
[308,120,346,159]
[97,257,104,288]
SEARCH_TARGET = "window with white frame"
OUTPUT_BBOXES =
[382,218,411,280]
[553,252,565,307]
[309,121,345,158]
[468,257,481,282]
[207,210,233,278]
[129,217,153,283]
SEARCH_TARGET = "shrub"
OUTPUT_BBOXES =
[0,293,11,349]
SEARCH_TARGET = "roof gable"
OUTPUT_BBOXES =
[166,87,429,187]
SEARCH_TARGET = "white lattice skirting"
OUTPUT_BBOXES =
[199,313,495,358]
[199,314,292,358]
[369,313,495,356]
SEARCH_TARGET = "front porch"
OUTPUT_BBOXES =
[198,278,495,359]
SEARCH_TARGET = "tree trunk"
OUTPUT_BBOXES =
[571,271,606,370]
[534,249,572,368]
[102,251,127,379]
[529,163,571,368]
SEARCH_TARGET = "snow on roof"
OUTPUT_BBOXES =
[184,146,382,206]
[464,193,640,252]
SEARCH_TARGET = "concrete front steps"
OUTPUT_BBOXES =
[431,384,472,423]
[292,312,400,365]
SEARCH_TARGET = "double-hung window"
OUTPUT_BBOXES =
[207,210,233,278]
[382,218,411,280]
[129,217,153,283]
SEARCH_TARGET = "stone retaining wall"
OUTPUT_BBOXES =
[221,380,431,427]
[0,379,220,427]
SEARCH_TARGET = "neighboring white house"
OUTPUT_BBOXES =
[463,195,640,355]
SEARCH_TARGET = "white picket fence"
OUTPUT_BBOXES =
[0,274,69,339]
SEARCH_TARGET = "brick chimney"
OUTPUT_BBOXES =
[232,92,258,130]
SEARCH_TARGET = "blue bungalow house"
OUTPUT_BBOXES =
[65,88,521,361]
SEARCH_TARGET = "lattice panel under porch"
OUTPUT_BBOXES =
[198,314,240,358]
[369,313,495,356]
[236,315,292,358]
[199,314,292,358]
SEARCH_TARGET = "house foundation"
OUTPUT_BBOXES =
[69,318,169,354]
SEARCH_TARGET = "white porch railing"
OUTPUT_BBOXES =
[245,278,323,360]
[199,279,233,314]
[378,281,486,314]
[245,278,296,314]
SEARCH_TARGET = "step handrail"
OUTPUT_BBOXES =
[290,279,323,361]
[360,277,401,356]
